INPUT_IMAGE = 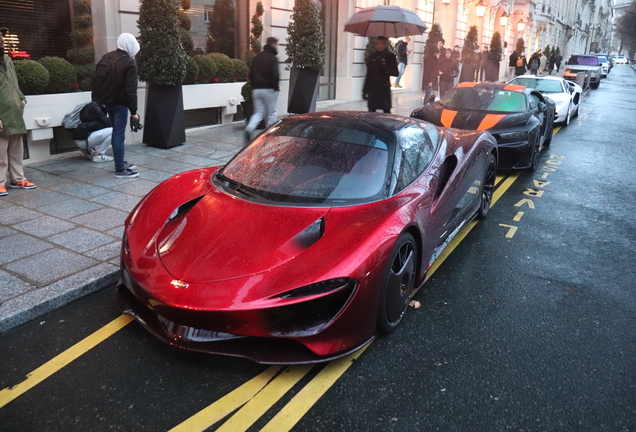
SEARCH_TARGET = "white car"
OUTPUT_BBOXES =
[508,76,582,126]
[613,56,629,64]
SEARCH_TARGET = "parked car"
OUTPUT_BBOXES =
[508,76,582,126]
[411,82,555,171]
[116,112,498,363]
[613,56,629,64]
[593,55,610,77]
[563,55,603,89]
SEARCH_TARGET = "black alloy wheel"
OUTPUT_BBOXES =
[527,132,541,172]
[477,154,497,219]
[563,106,571,127]
[377,233,417,334]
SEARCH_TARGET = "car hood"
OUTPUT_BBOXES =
[564,65,600,72]
[157,190,330,283]
[417,104,530,131]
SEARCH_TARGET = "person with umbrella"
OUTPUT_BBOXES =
[363,36,399,113]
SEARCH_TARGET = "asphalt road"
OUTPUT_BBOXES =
[1,66,635,432]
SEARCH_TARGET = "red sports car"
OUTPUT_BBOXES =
[116,112,498,363]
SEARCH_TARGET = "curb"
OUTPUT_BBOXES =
[0,264,119,333]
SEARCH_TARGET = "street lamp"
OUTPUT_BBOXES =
[517,19,525,32]
[499,11,509,27]
[475,0,487,18]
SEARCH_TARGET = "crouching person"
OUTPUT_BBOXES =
[73,102,114,163]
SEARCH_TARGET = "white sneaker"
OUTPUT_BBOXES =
[92,154,114,163]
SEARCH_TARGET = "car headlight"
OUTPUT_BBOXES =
[278,278,357,299]
[496,131,528,141]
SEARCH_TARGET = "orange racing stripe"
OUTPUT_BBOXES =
[456,82,478,88]
[503,84,526,92]
[440,109,458,127]
[477,114,506,130]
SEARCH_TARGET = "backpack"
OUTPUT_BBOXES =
[516,57,524,67]
[529,57,539,68]
[62,103,89,130]
[91,51,124,104]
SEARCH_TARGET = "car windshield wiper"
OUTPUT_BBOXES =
[216,173,268,199]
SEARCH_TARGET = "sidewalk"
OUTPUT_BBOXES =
[0,90,424,332]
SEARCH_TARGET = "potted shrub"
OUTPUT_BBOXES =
[67,0,95,91]
[489,31,503,81]
[459,26,479,83]
[137,0,188,149]
[14,60,50,95]
[38,57,77,93]
[207,53,234,82]
[183,56,199,85]
[285,0,325,114]
[193,54,217,83]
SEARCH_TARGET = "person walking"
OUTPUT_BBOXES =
[438,48,459,98]
[452,45,462,85]
[92,33,139,178]
[528,51,541,76]
[515,51,528,76]
[363,36,399,113]
[547,53,556,75]
[0,27,37,196]
[394,36,411,88]
[422,39,443,103]
[245,37,280,142]
[509,50,519,79]
[478,45,491,81]
[555,52,563,74]
[539,51,547,75]
[71,102,113,163]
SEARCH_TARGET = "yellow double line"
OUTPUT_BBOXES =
[1,153,538,429]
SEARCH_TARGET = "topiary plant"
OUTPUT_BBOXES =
[178,27,194,55]
[177,10,191,30]
[193,54,217,83]
[183,56,199,84]
[490,31,503,63]
[462,25,479,64]
[14,59,50,95]
[243,50,255,67]
[67,0,94,91]
[137,0,188,86]
[38,57,76,93]
[231,58,249,81]
[516,38,525,56]
[207,0,236,56]
[249,2,264,55]
[424,23,444,58]
[70,28,93,46]
[73,0,91,15]
[207,52,234,82]
[544,44,551,57]
[286,0,325,71]
[67,47,95,64]
[74,63,95,90]
[241,80,252,102]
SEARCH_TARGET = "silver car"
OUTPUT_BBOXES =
[562,55,602,89]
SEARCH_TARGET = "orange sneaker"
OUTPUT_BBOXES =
[10,180,37,190]
[0,186,7,196]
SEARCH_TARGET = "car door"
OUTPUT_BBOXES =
[527,92,546,142]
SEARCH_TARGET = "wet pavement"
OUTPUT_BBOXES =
[0,66,635,431]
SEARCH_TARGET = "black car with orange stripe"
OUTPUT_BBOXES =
[412,82,555,170]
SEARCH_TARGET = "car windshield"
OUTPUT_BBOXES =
[596,56,608,63]
[442,88,527,112]
[568,56,599,66]
[218,118,399,205]
[510,78,563,93]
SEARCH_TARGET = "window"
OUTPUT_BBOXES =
[455,4,468,48]
[528,94,540,111]
[442,88,527,113]
[394,125,436,193]
[203,8,212,23]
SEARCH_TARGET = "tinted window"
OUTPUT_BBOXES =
[510,78,563,93]
[394,125,436,192]
[568,56,600,66]
[528,94,540,111]
[442,88,527,112]
[219,119,396,205]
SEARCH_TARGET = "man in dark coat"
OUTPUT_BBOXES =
[478,45,491,81]
[438,48,459,98]
[528,51,541,76]
[547,53,556,75]
[245,37,280,141]
[422,39,444,103]
[363,36,399,113]
[515,51,528,76]
[555,53,563,73]
[509,50,519,79]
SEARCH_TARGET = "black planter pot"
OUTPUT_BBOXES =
[459,63,476,83]
[240,100,266,129]
[143,84,185,149]
[287,67,320,114]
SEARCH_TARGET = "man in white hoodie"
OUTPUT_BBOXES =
[92,33,140,178]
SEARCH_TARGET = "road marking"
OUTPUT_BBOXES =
[259,345,370,432]
[499,224,519,238]
[0,314,133,409]
[513,211,525,222]
[514,198,535,209]
[167,366,282,432]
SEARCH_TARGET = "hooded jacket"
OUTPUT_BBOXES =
[72,102,112,140]
[250,44,279,91]
[92,33,140,114]
[0,54,26,137]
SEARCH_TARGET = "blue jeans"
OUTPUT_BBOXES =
[105,104,128,172]
[395,62,406,84]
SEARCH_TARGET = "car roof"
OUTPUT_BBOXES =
[280,111,422,133]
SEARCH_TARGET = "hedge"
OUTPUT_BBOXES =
[193,54,217,83]
[183,56,200,84]
[231,58,249,81]
[66,47,95,65]
[207,52,234,82]
[38,57,77,94]
[14,60,50,95]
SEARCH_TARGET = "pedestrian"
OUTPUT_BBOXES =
[363,36,399,113]
[555,52,563,73]
[438,48,459,98]
[71,102,114,163]
[245,37,280,142]
[528,51,540,76]
[515,51,528,76]
[452,45,462,85]
[92,33,139,178]
[509,50,519,79]
[0,27,37,196]
[478,45,491,81]
[547,53,556,75]
[539,51,547,75]
[394,36,411,88]
[422,38,443,103]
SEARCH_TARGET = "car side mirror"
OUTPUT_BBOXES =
[569,87,575,94]
[538,102,547,112]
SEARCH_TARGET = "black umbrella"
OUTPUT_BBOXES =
[344,5,427,38]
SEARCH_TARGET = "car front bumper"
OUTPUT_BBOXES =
[563,72,600,83]
[495,139,535,170]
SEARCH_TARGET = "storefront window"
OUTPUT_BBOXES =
[0,0,73,60]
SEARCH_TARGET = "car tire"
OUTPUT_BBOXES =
[527,132,541,171]
[573,104,580,118]
[591,83,599,89]
[477,154,497,219]
[377,233,417,334]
